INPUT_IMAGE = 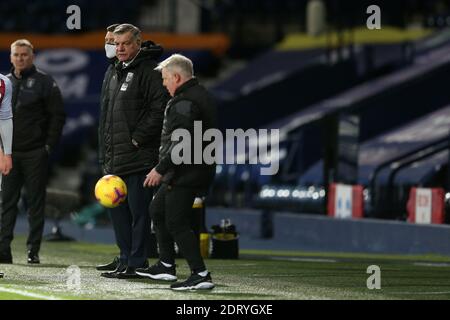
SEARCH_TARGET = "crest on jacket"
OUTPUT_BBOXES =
[26,78,35,88]
[120,83,128,91]
[126,72,134,83]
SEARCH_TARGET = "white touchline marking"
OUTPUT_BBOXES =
[0,287,62,300]
[413,262,450,267]
[269,257,337,263]
[390,291,450,295]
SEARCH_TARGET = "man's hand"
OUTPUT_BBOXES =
[143,168,162,187]
[0,153,5,175]
[0,153,12,175]
[2,154,12,175]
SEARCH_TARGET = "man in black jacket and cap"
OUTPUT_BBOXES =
[137,54,217,290]
[99,24,169,279]
[0,39,66,264]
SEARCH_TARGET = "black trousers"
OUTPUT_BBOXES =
[0,148,48,253]
[108,171,153,267]
[151,183,206,273]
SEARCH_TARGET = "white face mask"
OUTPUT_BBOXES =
[105,44,116,59]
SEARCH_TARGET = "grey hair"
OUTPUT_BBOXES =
[113,23,141,42]
[106,23,120,32]
[155,54,194,79]
[10,39,34,53]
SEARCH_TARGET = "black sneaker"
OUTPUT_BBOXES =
[115,266,141,279]
[96,256,120,271]
[27,251,40,264]
[0,250,12,264]
[170,272,214,290]
[100,262,127,278]
[0,272,3,278]
[136,261,177,281]
[102,260,148,279]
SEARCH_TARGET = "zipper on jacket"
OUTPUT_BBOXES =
[11,78,22,114]
[98,68,113,165]
[108,69,125,173]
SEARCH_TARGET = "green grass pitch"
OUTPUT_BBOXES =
[1,236,450,300]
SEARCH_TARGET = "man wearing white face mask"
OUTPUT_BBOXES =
[98,23,119,169]
[95,24,121,272]
[104,26,118,60]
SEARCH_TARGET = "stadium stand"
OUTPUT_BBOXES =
[220,29,450,217]
[3,0,450,259]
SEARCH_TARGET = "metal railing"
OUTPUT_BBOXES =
[369,136,449,218]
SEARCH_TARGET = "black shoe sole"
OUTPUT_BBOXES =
[96,266,117,271]
[116,273,147,279]
[135,271,177,281]
[100,272,120,278]
[171,282,215,290]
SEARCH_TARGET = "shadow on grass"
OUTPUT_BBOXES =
[138,286,275,298]
[124,278,176,286]
[13,263,94,270]
[189,291,275,298]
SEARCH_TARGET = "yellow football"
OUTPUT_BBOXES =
[94,175,127,208]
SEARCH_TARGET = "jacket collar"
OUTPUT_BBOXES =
[108,56,118,65]
[122,49,141,68]
[11,65,37,79]
[174,78,198,97]
[114,41,164,72]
